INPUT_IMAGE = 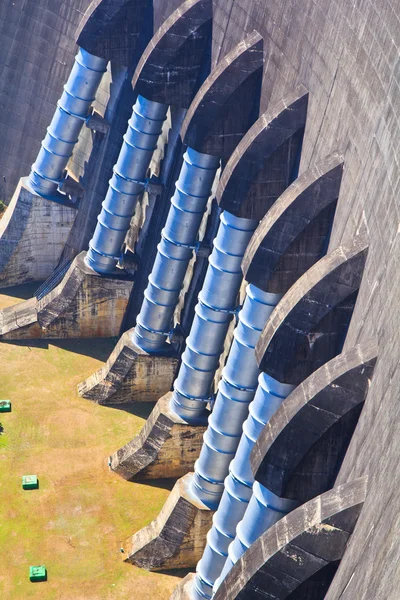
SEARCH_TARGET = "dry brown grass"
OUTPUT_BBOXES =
[0,285,188,599]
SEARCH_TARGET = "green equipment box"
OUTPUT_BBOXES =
[22,475,39,490]
[29,566,47,582]
[0,400,11,412]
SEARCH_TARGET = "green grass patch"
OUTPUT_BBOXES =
[0,294,186,599]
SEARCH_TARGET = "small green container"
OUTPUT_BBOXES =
[0,400,11,412]
[29,565,47,582]
[22,475,39,490]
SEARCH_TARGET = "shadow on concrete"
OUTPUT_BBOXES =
[157,568,194,579]
[0,281,44,301]
[105,401,155,420]
[0,337,118,361]
[51,338,118,361]
[137,478,177,493]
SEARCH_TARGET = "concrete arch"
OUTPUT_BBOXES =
[180,31,264,159]
[242,153,343,292]
[131,0,212,108]
[255,233,369,384]
[213,478,367,600]
[251,343,377,503]
[76,0,153,65]
[216,88,308,220]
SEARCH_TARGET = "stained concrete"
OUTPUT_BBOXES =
[123,473,213,571]
[0,252,133,339]
[251,343,377,504]
[213,478,367,600]
[0,179,77,287]
[207,2,400,595]
[3,0,400,597]
[217,89,308,220]
[78,331,179,404]
[111,392,207,480]
[0,0,93,203]
[256,234,369,384]
[243,153,343,293]
[181,31,264,159]
[132,0,212,108]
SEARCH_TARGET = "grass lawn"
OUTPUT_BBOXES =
[0,285,187,599]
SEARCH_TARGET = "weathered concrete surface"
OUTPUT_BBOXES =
[132,0,212,108]
[78,331,179,404]
[0,252,133,339]
[213,478,367,600]
[110,392,207,480]
[207,3,400,595]
[217,89,308,220]
[123,473,213,570]
[0,179,77,288]
[256,233,369,384]
[3,0,400,597]
[77,0,153,66]
[170,573,195,600]
[181,31,264,159]
[0,0,134,270]
[0,0,93,203]
[242,153,343,293]
[251,343,377,504]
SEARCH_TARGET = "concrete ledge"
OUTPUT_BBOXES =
[213,478,367,600]
[122,473,213,570]
[78,332,179,404]
[111,393,207,480]
[170,573,196,600]
[0,252,133,340]
[0,178,77,288]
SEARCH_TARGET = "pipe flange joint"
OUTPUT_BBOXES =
[161,229,197,250]
[135,318,171,338]
[198,296,241,316]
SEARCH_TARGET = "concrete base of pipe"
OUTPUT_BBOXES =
[122,473,214,571]
[0,177,77,288]
[78,331,179,405]
[110,392,208,481]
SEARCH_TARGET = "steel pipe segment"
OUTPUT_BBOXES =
[190,286,281,507]
[29,49,107,197]
[171,212,257,421]
[86,96,168,273]
[132,149,220,352]
[215,481,298,592]
[191,373,294,600]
